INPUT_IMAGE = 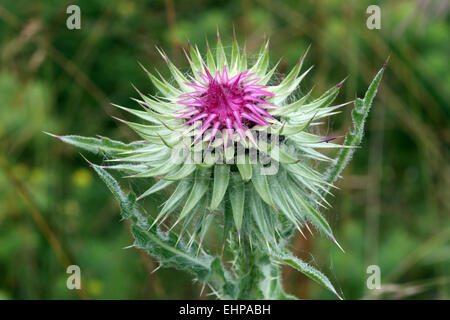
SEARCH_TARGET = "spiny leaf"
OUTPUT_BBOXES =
[236,155,252,181]
[90,165,238,296]
[210,165,230,211]
[156,179,193,223]
[273,252,342,300]
[47,134,145,156]
[321,64,386,198]
[137,179,175,200]
[177,168,210,222]
[229,173,245,236]
[251,164,275,207]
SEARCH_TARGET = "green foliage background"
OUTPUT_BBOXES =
[0,0,448,299]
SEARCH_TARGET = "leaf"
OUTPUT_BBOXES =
[163,162,196,181]
[230,34,240,72]
[249,40,269,78]
[90,165,237,297]
[229,173,245,234]
[205,41,216,74]
[321,64,385,198]
[156,178,193,224]
[215,33,227,71]
[189,45,206,80]
[147,70,181,98]
[268,174,304,233]
[132,159,179,178]
[137,179,175,200]
[248,190,274,245]
[251,164,275,207]
[210,165,230,210]
[112,103,180,126]
[287,180,334,239]
[273,252,342,300]
[48,134,145,156]
[269,145,298,164]
[236,155,252,181]
[177,168,210,222]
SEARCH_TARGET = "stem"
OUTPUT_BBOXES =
[229,233,296,300]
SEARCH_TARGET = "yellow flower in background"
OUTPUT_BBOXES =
[72,168,92,188]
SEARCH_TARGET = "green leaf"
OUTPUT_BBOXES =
[210,165,230,210]
[251,164,275,207]
[90,165,237,297]
[215,33,228,71]
[49,134,145,156]
[287,180,334,239]
[321,64,385,198]
[236,155,252,181]
[132,159,179,178]
[249,40,269,79]
[230,35,240,72]
[268,174,303,233]
[177,168,210,222]
[273,252,342,300]
[137,179,175,200]
[229,173,245,234]
[163,162,196,181]
[156,178,193,224]
[147,70,181,98]
[248,190,274,245]
[269,145,298,164]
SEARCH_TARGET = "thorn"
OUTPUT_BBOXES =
[237,230,241,246]
[196,240,203,256]
[304,222,314,236]
[155,46,169,62]
[151,264,161,274]
[297,225,307,239]
[137,61,150,76]
[383,55,391,68]
[157,133,173,149]
[336,76,348,88]
[331,235,345,253]
[278,121,286,135]
[111,116,127,124]
[200,282,206,296]
[79,153,95,167]
[299,44,310,63]
[183,47,192,63]
[320,136,337,143]
[205,37,210,51]
[42,131,61,139]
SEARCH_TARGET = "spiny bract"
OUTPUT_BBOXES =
[84,34,352,253]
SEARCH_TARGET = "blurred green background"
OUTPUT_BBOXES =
[0,0,449,299]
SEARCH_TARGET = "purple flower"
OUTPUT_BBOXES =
[176,65,276,145]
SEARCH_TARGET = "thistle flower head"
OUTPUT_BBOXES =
[176,66,275,144]
[60,34,355,252]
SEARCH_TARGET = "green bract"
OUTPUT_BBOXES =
[50,35,385,299]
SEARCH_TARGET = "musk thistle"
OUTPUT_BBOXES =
[50,33,385,300]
